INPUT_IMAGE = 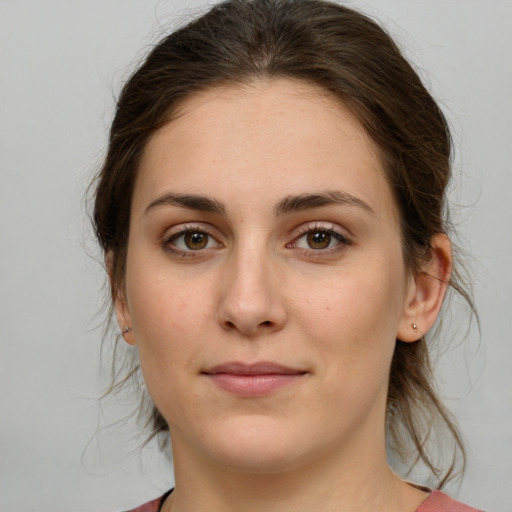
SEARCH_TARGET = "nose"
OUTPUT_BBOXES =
[217,248,287,337]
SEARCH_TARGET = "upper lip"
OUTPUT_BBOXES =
[202,362,307,375]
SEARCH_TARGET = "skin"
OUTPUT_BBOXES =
[114,79,451,512]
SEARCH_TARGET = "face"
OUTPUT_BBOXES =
[117,79,417,474]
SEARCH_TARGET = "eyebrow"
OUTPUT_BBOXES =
[145,193,226,215]
[144,190,373,216]
[273,191,374,216]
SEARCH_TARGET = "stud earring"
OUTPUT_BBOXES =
[412,323,419,333]
[122,326,132,335]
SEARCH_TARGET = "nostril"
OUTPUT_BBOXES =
[261,321,272,326]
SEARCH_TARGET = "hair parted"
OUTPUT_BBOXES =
[92,0,474,487]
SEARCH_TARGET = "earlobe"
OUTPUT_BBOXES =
[397,233,452,342]
[114,287,136,346]
[106,251,136,346]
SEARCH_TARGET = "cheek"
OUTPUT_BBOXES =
[124,257,213,383]
[296,261,403,333]
[292,258,405,377]
[126,275,212,422]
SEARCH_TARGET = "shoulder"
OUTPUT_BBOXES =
[122,490,171,512]
[417,490,484,512]
[122,496,161,512]
[121,489,482,512]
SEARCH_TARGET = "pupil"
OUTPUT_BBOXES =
[185,232,207,249]
[308,231,331,249]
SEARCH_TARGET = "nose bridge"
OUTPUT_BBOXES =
[217,236,285,336]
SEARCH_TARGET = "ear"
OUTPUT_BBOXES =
[397,233,452,342]
[106,251,136,346]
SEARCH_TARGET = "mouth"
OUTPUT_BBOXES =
[201,362,308,397]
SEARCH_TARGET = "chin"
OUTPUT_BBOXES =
[193,415,318,474]
[213,444,304,475]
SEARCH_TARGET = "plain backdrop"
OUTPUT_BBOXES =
[1,0,511,510]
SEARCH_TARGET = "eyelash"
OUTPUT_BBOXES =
[164,224,221,258]
[289,223,352,256]
[164,223,352,259]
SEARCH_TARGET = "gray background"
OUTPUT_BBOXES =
[1,0,511,510]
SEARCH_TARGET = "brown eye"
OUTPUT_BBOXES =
[307,231,331,249]
[291,226,350,253]
[184,232,209,250]
[167,229,220,253]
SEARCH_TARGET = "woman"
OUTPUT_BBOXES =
[91,1,481,510]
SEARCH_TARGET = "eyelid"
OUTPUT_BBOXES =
[294,222,350,240]
[163,223,223,256]
[287,222,352,254]
[164,222,216,238]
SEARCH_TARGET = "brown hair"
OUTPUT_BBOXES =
[92,0,473,486]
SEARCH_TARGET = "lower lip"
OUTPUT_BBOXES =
[205,373,305,397]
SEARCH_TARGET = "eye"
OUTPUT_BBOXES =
[290,225,351,252]
[302,231,335,250]
[167,228,221,253]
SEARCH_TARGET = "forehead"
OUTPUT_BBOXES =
[135,79,396,221]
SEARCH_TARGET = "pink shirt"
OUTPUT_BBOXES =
[124,490,483,512]
[417,491,483,512]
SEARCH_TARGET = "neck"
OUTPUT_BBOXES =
[164,426,427,512]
